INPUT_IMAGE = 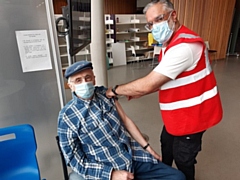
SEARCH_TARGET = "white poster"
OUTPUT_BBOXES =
[15,30,52,73]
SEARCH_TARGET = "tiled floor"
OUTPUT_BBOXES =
[107,56,240,180]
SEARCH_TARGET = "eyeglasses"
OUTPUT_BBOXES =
[70,75,93,84]
[145,11,172,31]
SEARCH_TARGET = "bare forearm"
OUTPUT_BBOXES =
[107,71,171,98]
[123,117,162,161]
[124,116,148,146]
[117,78,150,97]
[115,100,162,161]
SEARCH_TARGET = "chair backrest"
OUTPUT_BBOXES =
[56,136,69,180]
[204,41,210,50]
[0,124,41,180]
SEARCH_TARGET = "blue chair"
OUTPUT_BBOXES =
[0,124,42,180]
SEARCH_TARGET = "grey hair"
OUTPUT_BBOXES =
[68,77,72,83]
[143,0,174,14]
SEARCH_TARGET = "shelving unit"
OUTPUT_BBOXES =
[105,14,114,64]
[114,14,153,63]
[55,13,152,68]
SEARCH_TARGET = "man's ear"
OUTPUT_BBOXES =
[171,10,177,21]
[67,82,74,92]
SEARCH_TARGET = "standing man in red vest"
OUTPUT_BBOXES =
[106,0,223,179]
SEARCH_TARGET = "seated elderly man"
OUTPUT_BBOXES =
[57,60,185,180]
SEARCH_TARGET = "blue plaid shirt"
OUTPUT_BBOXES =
[58,86,157,180]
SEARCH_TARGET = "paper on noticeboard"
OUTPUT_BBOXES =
[15,30,52,73]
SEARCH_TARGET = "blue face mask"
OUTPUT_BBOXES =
[151,15,174,44]
[74,82,95,99]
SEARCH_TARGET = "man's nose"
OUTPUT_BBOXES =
[82,78,87,83]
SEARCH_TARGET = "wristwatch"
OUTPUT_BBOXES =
[111,85,119,96]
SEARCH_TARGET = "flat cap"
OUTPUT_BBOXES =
[64,60,93,79]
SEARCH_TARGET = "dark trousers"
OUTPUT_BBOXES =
[160,126,205,180]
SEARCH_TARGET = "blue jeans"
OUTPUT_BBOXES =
[132,160,185,180]
[69,171,84,180]
[69,160,185,180]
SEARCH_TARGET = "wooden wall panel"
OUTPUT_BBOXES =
[183,0,194,29]
[219,0,235,58]
[176,0,186,24]
[213,0,228,59]
[52,0,67,14]
[212,0,223,39]
[104,0,137,14]
[202,0,214,39]
[191,0,204,35]
[170,0,236,60]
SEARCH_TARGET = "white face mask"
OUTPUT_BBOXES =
[74,82,95,99]
[151,13,174,44]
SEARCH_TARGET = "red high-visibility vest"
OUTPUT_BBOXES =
[158,26,222,136]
